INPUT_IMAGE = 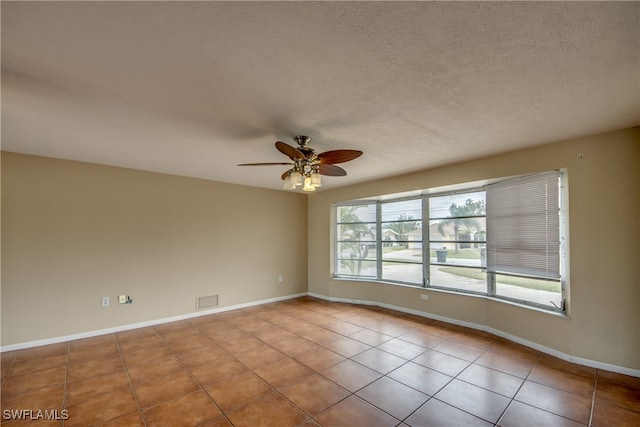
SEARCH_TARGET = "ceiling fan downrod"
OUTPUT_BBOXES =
[294,135,311,147]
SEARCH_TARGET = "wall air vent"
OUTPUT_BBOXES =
[196,294,219,310]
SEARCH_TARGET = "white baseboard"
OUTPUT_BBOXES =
[308,292,640,378]
[0,292,308,352]
[5,291,639,378]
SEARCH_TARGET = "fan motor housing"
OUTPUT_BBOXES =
[294,135,311,147]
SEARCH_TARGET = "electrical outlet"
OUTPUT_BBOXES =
[118,294,133,304]
[101,297,110,307]
[420,294,429,300]
[278,275,284,283]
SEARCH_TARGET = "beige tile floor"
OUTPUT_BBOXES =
[1,297,639,426]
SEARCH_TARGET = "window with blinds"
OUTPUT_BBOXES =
[334,170,566,312]
[486,171,561,279]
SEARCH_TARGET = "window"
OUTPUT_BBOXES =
[381,199,423,285]
[334,170,566,312]
[336,203,377,279]
[486,171,563,309]
[429,191,487,293]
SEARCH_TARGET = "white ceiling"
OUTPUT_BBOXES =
[2,1,639,191]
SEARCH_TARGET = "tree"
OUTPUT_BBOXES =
[338,206,375,275]
[385,214,419,247]
[436,199,485,252]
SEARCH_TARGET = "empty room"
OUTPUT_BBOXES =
[1,2,639,426]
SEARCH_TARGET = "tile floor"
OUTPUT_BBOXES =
[1,296,639,426]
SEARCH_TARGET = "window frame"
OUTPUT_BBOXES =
[335,200,378,280]
[333,170,567,314]
[380,197,424,286]
[426,187,488,296]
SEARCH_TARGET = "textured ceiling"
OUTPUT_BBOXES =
[2,2,639,191]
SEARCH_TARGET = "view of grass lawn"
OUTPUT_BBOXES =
[439,267,561,292]
[430,248,482,260]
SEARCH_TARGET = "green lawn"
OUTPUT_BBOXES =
[438,267,561,292]
[431,248,482,260]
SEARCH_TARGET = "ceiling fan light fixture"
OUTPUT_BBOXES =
[290,170,303,187]
[310,172,322,187]
[283,174,296,190]
[302,177,316,192]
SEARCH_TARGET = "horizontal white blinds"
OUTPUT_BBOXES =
[486,171,560,279]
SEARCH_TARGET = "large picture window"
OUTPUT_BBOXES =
[334,171,566,312]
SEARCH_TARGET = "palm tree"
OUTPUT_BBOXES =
[436,199,485,253]
[385,214,419,247]
[338,206,375,275]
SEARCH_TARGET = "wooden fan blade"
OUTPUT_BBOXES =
[317,149,363,164]
[281,170,293,180]
[318,164,347,176]
[275,141,304,160]
[237,162,292,166]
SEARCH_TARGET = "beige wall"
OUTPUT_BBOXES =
[308,127,640,370]
[1,153,308,345]
[3,127,639,370]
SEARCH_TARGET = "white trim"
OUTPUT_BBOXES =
[0,293,307,352]
[308,292,640,378]
[5,290,638,378]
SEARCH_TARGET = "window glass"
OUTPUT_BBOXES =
[430,266,487,293]
[495,274,562,309]
[336,204,377,279]
[381,199,423,284]
[429,192,486,291]
[337,204,376,223]
[429,218,486,267]
[337,224,376,242]
[429,191,485,219]
[336,258,377,278]
[334,171,565,312]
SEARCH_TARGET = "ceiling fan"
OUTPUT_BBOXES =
[238,135,363,191]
